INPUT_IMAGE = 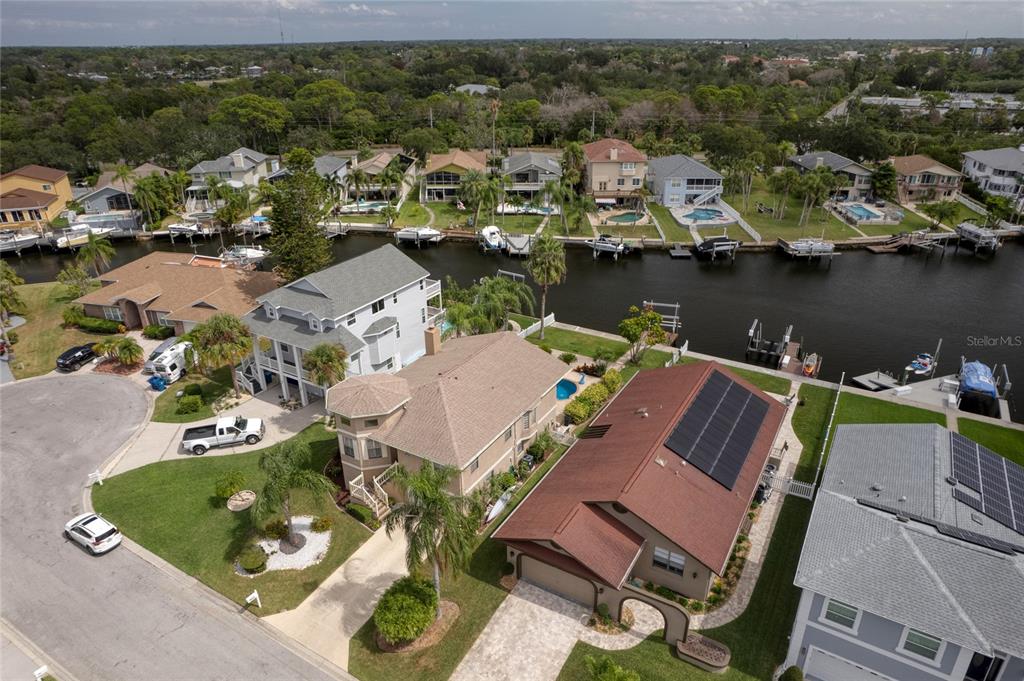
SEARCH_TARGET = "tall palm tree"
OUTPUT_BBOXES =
[459,170,488,228]
[561,142,586,193]
[345,168,370,206]
[204,175,226,209]
[507,193,525,229]
[113,164,139,230]
[170,169,190,209]
[251,439,337,547]
[542,179,569,232]
[630,185,652,215]
[489,98,501,156]
[303,343,348,388]
[768,167,801,220]
[525,234,566,340]
[190,313,254,398]
[385,462,480,613]
[77,232,116,277]
[214,193,247,249]
[378,163,406,204]
[487,175,508,225]
[566,193,597,235]
[474,276,535,330]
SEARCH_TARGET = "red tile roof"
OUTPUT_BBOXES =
[2,164,68,182]
[495,362,785,580]
[582,138,646,163]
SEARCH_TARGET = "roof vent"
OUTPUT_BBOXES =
[971,513,984,525]
[635,407,649,418]
[946,476,958,486]
[898,496,907,503]
[895,514,910,523]
[870,483,885,492]
[655,457,666,467]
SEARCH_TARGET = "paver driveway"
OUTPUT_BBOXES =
[0,374,345,681]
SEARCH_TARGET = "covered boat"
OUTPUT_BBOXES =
[959,361,998,398]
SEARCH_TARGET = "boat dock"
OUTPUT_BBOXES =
[320,221,350,239]
[777,238,837,264]
[849,370,903,391]
[866,230,957,254]
[955,222,1001,254]
[504,234,534,256]
[745,319,822,378]
[668,244,691,259]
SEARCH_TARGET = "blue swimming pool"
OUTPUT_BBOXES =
[251,215,268,223]
[684,208,724,221]
[845,204,881,220]
[556,378,578,400]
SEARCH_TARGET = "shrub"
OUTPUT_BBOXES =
[311,515,333,533]
[76,316,122,334]
[708,593,723,606]
[780,666,804,681]
[373,576,438,645]
[644,581,654,592]
[689,601,705,612]
[596,602,610,619]
[655,585,676,600]
[175,394,203,414]
[501,561,515,576]
[601,368,623,394]
[558,351,577,364]
[538,342,552,354]
[238,545,267,574]
[564,398,591,424]
[182,383,204,398]
[263,519,289,540]
[214,470,245,499]
[573,363,605,377]
[62,305,84,327]
[577,383,610,410]
[677,597,690,608]
[143,324,175,340]
[346,503,380,529]
[5,330,17,345]
[495,471,517,491]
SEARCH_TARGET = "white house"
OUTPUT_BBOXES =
[961,145,1024,214]
[186,147,279,208]
[239,245,443,406]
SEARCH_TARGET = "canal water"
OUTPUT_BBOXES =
[7,234,1022,420]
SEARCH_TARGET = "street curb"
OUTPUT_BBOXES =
[1,617,82,681]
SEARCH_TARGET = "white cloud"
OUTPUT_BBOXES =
[342,2,397,16]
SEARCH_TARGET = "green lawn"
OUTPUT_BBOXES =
[339,214,387,224]
[349,444,569,681]
[724,178,858,242]
[7,282,109,379]
[543,214,592,238]
[395,201,431,227]
[508,313,538,328]
[916,201,985,228]
[93,424,369,615]
[957,419,1024,466]
[726,367,792,396]
[649,203,693,243]
[151,366,234,423]
[496,214,545,234]
[592,214,663,241]
[893,209,933,232]
[527,327,629,360]
[429,201,473,230]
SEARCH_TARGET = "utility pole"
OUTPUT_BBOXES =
[590,109,596,137]
[429,106,433,129]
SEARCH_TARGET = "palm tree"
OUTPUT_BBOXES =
[303,343,348,388]
[488,98,501,156]
[251,439,337,547]
[525,234,566,340]
[487,175,508,225]
[204,175,226,209]
[385,462,480,612]
[379,203,399,229]
[215,193,247,248]
[345,168,370,207]
[113,164,139,231]
[115,336,144,367]
[190,313,253,398]
[921,201,958,230]
[378,163,407,204]
[561,142,586,193]
[630,185,651,215]
[460,170,489,228]
[566,193,597,235]
[170,169,190,209]
[77,232,116,277]
[767,167,801,220]
[93,336,121,362]
[474,276,535,330]
[542,179,569,232]
[507,193,525,229]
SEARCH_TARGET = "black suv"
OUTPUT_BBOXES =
[56,344,96,371]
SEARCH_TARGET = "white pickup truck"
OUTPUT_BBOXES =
[181,416,265,455]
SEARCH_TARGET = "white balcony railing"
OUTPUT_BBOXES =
[423,279,441,299]
[426,306,444,327]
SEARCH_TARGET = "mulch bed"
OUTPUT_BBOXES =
[677,632,731,669]
[589,606,634,635]
[375,600,460,653]
[93,359,143,375]
[499,575,518,591]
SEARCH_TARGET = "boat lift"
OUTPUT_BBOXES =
[642,300,681,344]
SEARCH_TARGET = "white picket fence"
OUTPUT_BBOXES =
[518,313,556,338]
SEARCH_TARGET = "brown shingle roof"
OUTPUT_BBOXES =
[583,138,646,163]
[76,252,278,324]
[495,362,785,578]
[553,504,644,588]
[1,164,68,183]
[0,188,59,211]
[891,154,962,177]
[423,149,488,175]
[327,374,412,418]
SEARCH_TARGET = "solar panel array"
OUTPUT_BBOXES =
[949,432,1024,535]
[663,370,769,490]
[855,498,1024,555]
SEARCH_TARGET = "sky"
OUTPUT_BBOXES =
[1,1,1022,47]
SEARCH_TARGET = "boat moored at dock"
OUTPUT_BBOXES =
[478,225,506,253]
[0,230,41,255]
[395,226,444,247]
[53,224,116,249]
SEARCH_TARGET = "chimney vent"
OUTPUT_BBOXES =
[610,147,618,161]
[424,326,441,356]
[231,151,246,168]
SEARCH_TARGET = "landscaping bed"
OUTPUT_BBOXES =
[94,358,143,375]
[151,366,234,423]
[676,633,731,673]
[375,601,461,653]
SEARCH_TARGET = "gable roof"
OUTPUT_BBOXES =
[189,147,268,174]
[424,149,488,175]
[1,165,68,183]
[502,151,561,177]
[268,155,348,181]
[328,332,567,469]
[257,244,429,319]
[962,147,1024,173]
[0,188,59,211]
[647,154,723,181]
[495,362,785,579]
[789,151,869,174]
[94,163,172,193]
[354,152,394,176]
[75,251,278,324]
[795,424,1024,658]
[583,138,646,163]
[891,154,962,178]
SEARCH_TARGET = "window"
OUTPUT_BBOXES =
[396,323,401,339]
[900,628,943,662]
[371,299,385,314]
[343,436,356,457]
[42,183,52,191]
[616,178,625,187]
[965,653,1005,681]
[419,280,424,290]
[367,440,383,459]
[632,178,641,186]
[468,457,480,473]
[393,292,398,304]
[521,411,532,430]
[669,178,682,188]
[103,306,124,321]
[364,418,379,427]
[346,313,356,326]
[504,426,513,441]
[338,415,351,426]
[621,162,635,171]
[310,318,320,331]
[822,599,860,630]
[598,181,608,191]
[652,547,685,575]
[421,308,426,323]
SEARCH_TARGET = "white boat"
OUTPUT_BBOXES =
[55,225,115,249]
[167,222,200,236]
[478,225,505,251]
[220,244,269,265]
[586,234,628,255]
[395,227,443,245]
[0,231,40,253]
[787,238,835,256]
[485,490,513,523]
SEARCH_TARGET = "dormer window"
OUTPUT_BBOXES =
[310,318,321,331]
[264,304,277,319]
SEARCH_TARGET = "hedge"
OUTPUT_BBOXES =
[176,394,203,414]
[601,368,623,393]
[76,317,123,334]
[564,399,591,424]
[346,503,380,529]
[143,324,176,340]
[577,383,610,409]
[373,576,438,645]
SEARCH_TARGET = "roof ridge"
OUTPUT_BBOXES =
[426,380,463,463]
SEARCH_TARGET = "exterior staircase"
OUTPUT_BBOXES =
[693,185,723,206]
[350,462,399,519]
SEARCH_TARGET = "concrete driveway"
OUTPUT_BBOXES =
[0,373,344,681]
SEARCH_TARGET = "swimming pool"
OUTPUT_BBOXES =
[684,208,724,221]
[845,204,881,221]
[556,378,578,400]
[342,201,388,212]
[608,211,643,223]
[251,215,268,223]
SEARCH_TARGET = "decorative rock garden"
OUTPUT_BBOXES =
[234,515,331,576]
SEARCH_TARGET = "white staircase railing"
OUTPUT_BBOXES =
[693,185,723,206]
[718,199,762,243]
[349,473,383,518]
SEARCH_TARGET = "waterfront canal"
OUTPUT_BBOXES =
[7,234,1022,419]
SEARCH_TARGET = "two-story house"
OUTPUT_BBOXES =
[582,138,648,206]
[501,151,562,201]
[789,151,873,200]
[891,155,963,203]
[78,163,172,214]
[786,424,1024,681]
[419,149,488,202]
[962,146,1024,214]
[495,362,784,620]
[186,147,279,208]
[239,245,442,406]
[646,154,724,208]
[0,165,73,228]
[325,331,568,518]
[349,151,417,203]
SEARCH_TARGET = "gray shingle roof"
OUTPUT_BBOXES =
[796,424,1024,658]
[789,150,868,174]
[962,147,1024,173]
[258,245,429,320]
[242,307,365,354]
[267,155,348,182]
[647,154,722,181]
[189,147,268,174]
[503,151,561,177]
[363,316,397,336]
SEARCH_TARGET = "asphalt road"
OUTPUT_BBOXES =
[0,374,341,681]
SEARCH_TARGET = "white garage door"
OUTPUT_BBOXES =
[519,556,595,606]
[805,648,896,681]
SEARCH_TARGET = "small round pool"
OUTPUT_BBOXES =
[556,378,578,400]
[608,211,643,223]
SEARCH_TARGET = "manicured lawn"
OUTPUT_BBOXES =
[632,348,674,369]
[508,313,538,328]
[894,208,933,232]
[92,424,369,615]
[151,365,235,423]
[726,366,792,396]
[429,201,472,230]
[527,327,629,360]
[915,201,985,229]
[7,282,109,379]
[394,201,431,227]
[349,444,569,681]
[957,419,1024,466]
[338,213,386,224]
[592,214,663,241]
[543,214,592,237]
[495,214,545,234]
[724,178,857,242]
[649,203,693,243]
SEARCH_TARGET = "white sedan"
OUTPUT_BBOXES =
[64,513,123,555]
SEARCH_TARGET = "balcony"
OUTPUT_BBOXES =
[426,306,444,327]
[424,279,441,299]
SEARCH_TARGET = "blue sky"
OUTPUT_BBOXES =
[2,1,1021,47]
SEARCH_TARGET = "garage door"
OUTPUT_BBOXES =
[519,556,595,606]
[805,648,896,681]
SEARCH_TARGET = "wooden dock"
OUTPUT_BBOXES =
[504,234,534,256]
[866,230,956,254]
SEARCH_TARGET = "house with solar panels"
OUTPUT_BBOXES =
[785,424,1024,681]
[494,362,785,643]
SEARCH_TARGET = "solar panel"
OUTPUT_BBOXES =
[952,487,983,512]
[949,432,1024,535]
[950,434,981,492]
[663,370,770,490]
[934,523,1024,555]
